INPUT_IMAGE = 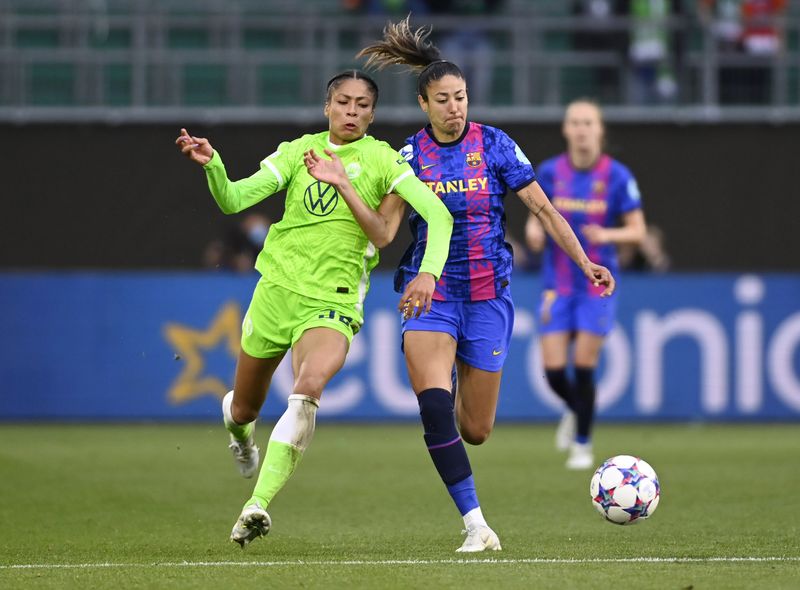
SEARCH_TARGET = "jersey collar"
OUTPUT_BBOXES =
[424,122,470,148]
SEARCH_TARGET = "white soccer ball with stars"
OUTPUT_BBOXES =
[590,455,660,525]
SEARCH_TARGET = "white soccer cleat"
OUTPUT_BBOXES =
[230,503,271,548]
[566,441,594,470]
[228,438,260,479]
[455,524,502,553]
[555,411,577,451]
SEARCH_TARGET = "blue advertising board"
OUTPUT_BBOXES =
[1,272,798,421]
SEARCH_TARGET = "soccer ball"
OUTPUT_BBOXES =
[590,455,660,525]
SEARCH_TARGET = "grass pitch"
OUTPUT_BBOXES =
[1,423,798,589]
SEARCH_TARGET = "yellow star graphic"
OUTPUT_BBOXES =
[163,301,242,404]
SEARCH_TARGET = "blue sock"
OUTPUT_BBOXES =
[574,367,596,441]
[417,388,478,515]
[446,475,480,516]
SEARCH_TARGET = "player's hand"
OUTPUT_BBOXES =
[540,290,556,325]
[583,262,615,297]
[304,149,347,186]
[398,272,436,319]
[581,224,608,245]
[176,128,213,165]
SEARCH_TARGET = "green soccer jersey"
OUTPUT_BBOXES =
[203,131,452,306]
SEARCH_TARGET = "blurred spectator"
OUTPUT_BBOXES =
[699,0,743,50]
[506,231,542,272]
[699,0,788,104]
[626,0,679,104]
[618,224,671,272]
[203,212,271,272]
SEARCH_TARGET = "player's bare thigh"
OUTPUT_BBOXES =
[573,331,605,367]
[403,330,457,393]
[454,360,502,445]
[232,348,286,423]
[541,331,604,369]
[540,332,572,369]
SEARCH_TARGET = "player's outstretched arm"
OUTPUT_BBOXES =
[177,128,282,215]
[517,181,615,297]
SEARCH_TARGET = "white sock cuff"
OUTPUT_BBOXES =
[222,390,237,426]
[288,393,320,408]
[270,394,319,451]
[463,507,487,529]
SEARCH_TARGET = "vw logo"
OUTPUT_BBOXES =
[304,181,339,217]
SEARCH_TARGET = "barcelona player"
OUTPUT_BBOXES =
[176,70,453,547]
[357,18,614,551]
[526,99,646,470]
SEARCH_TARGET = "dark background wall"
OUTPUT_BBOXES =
[2,122,798,271]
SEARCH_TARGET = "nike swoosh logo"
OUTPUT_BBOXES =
[420,163,437,171]
[492,349,502,356]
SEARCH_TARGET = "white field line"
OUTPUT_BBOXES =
[1,557,799,570]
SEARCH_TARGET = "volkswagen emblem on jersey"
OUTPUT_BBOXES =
[304,181,339,216]
[466,151,482,167]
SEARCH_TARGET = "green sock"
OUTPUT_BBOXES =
[222,391,255,442]
[226,419,254,443]
[246,440,302,509]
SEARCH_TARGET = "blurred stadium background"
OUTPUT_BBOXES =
[1,1,799,586]
[1,0,798,422]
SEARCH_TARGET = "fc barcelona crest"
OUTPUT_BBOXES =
[466,151,482,167]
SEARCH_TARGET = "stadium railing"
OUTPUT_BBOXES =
[0,0,798,123]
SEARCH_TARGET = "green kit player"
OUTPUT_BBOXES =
[176,70,453,548]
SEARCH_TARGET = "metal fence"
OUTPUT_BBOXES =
[1,0,799,123]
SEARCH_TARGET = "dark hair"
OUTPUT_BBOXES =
[356,15,464,100]
[325,70,379,107]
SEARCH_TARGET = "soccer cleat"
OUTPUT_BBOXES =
[566,441,594,470]
[455,524,502,553]
[230,503,271,548]
[555,411,577,451]
[228,438,260,479]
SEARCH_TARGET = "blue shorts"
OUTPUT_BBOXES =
[538,290,617,336]
[401,290,514,372]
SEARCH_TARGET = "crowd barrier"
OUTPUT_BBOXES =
[1,272,798,421]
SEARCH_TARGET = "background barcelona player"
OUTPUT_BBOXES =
[357,18,614,552]
[525,99,646,470]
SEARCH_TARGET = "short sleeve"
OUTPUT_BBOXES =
[260,138,300,191]
[380,143,416,195]
[493,129,537,192]
[615,164,643,214]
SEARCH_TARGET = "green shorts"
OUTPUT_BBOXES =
[241,278,363,359]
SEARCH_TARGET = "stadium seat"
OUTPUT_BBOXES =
[29,63,75,105]
[258,65,302,106]
[183,64,228,106]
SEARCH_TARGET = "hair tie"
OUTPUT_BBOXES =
[420,59,450,74]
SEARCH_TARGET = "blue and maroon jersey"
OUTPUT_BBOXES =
[537,153,642,296]
[395,122,536,301]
